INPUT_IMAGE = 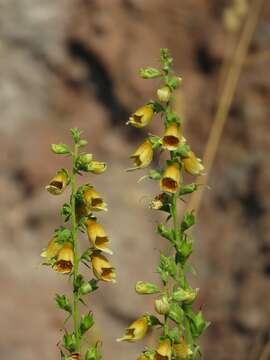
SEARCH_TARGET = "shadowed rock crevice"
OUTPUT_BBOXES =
[67,39,130,126]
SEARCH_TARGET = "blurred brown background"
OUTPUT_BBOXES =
[0,0,270,359]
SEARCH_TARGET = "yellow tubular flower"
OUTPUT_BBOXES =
[130,140,153,169]
[157,86,171,102]
[149,194,164,210]
[83,187,107,212]
[162,123,182,151]
[40,237,63,260]
[137,354,149,360]
[128,105,154,128]
[91,251,116,283]
[160,163,180,193]
[174,337,193,359]
[55,243,74,274]
[46,169,68,195]
[117,316,149,342]
[88,161,107,174]
[86,220,112,254]
[154,339,172,360]
[183,151,204,176]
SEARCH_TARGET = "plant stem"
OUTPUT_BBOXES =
[172,193,180,243]
[71,143,80,352]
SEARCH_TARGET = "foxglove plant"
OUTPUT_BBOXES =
[118,49,209,359]
[41,128,116,360]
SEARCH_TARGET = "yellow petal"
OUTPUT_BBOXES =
[160,163,180,193]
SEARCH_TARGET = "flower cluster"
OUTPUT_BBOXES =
[118,49,209,359]
[41,128,115,360]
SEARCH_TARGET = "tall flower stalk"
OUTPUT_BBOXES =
[118,49,209,359]
[41,128,115,360]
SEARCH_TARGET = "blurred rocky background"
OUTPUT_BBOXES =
[0,0,270,359]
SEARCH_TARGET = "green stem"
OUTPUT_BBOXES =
[172,192,180,243]
[71,143,80,352]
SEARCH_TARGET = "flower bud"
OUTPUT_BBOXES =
[172,288,198,304]
[130,140,153,169]
[55,243,74,274]
[117,316,149,342]
[87,161,107,174]
[183,151,204,176]
[154,296,170,315]
[162,123,182,151]
[157,86,171,102]
[173,337,193,359]
[154,339,172,360]
[91,251,116,283]
[86,219,112,254]
[127,105,154,128]
[135,281,160,295]
[160,163,180,193]
[46,169,69,195]
[40,237,63,260]
[83,186,107,212]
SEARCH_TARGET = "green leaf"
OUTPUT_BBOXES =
[181,212,195,232]
[157,254,178,283]
[79,139,88,147]
[148,134,162,149]
[147,314,162,326]
[148,169,162,180]
[139,67,162,79]
[80,248,93,262]
[157,223,174,242]
[160,48,173,72]
[175,142,190,157]
[79,312,94,336]
[63,332,76,352]
[168,303,184,324]
[74,274,84,293]
[55,227,72,243]
[179,183,198,196]
[51,143,71,155]
[167,76,182,90]
[71,128,82,144]
[61,203,72,222]
[167,326,181,342]
[151,101,165,113]
[186,311,210,339]
[85,344,102,360]
[55,294,72,314]
[165,108,181,125]
[60,350,67,360]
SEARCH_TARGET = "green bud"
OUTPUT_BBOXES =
[51,143,71,155]
[71,128,82,144]
[157,86,171,102]
[135,281,160,295]
[63,332,77,353]
[181,212,195,232]
[172,288,199,303]
[80,279,99,295]
[179,183,197,196]
[139,67,161,79]
[55,294,72,313]
[79,312,94,336]
[155,296,170,315]
[78,139,88,147]
[167,76,182,90]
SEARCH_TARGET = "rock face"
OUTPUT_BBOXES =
[0,1,270,359]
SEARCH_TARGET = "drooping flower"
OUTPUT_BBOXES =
[154,339,172,360]
[117,315,149,342]
[55,243,74,274]
[160,163,180,193]
[182,151,204,176]
[173,337,193,359]
[130,140,153,169]
[162,123,182,151]
[46,169,68,195]
[83,186,107,212]
[88,161,107,174]
[127,105,154,128]
[40,237,63,260]
[86,219,112,254]
[91,251,116,282]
